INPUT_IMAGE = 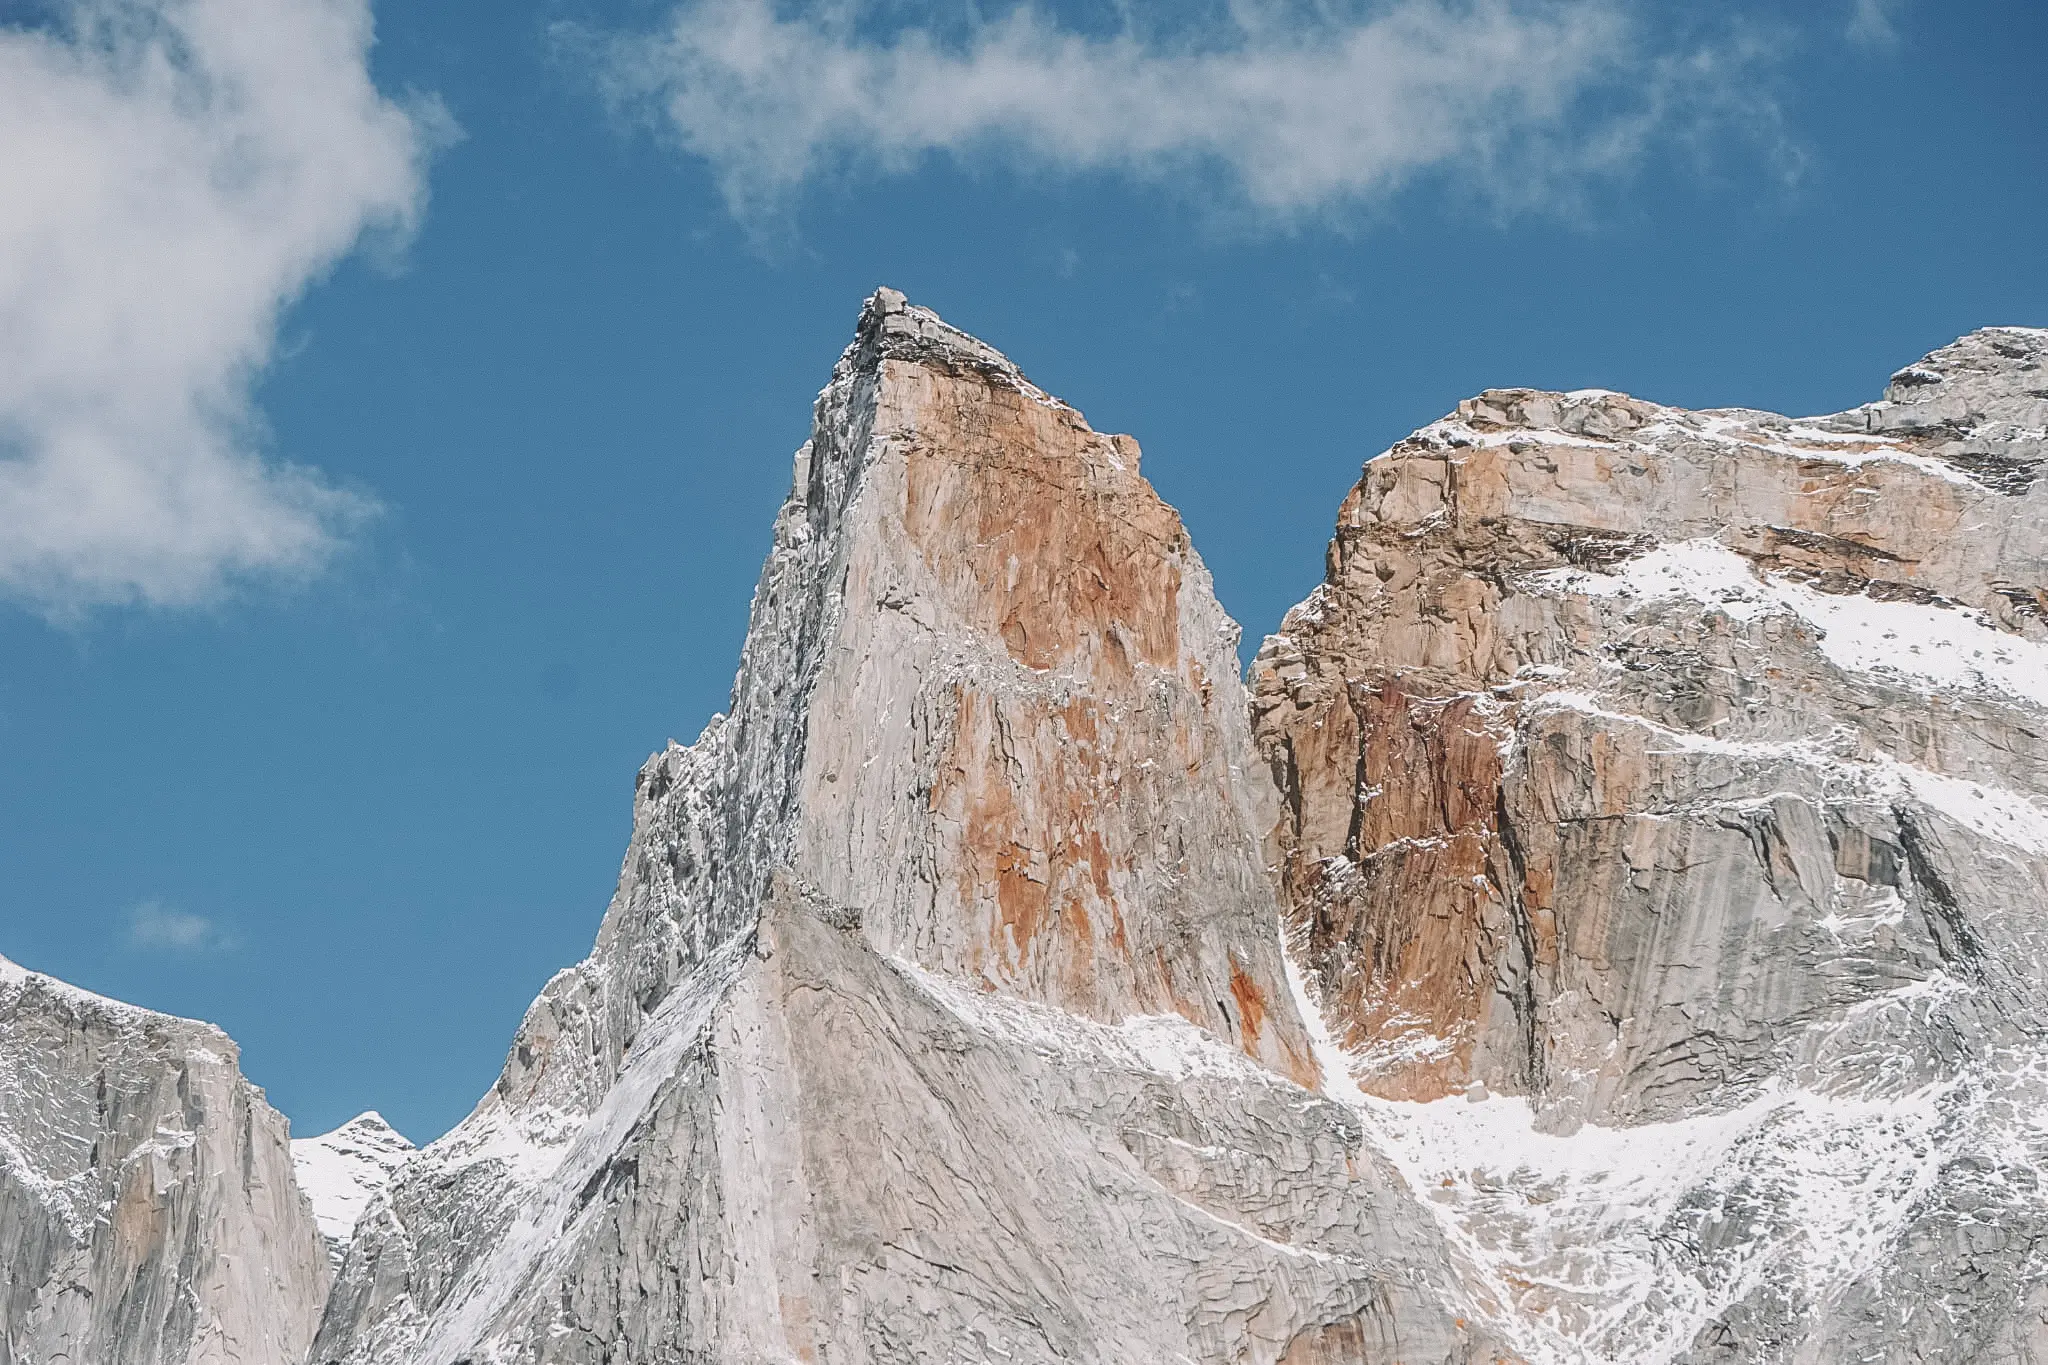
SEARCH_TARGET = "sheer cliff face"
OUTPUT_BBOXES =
[792,300,1314,1083]
[488,290,1310,1110]
[0,956,330,1365]
[1253,328,2048,1359]
[313,291,1482,1365]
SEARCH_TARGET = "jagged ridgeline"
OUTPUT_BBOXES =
[1,294,2043,1365]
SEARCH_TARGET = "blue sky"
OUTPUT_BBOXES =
[1,0,2042,1143]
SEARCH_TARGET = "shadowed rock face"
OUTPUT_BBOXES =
[1253,327,2048,1359]
[309,290,1483,1365]
[0,956,330,1365]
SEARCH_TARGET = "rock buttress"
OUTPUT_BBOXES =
[792,290,1317,1086]
[1252,328,2048,1358]
[0,957,331,1365]
[313,292,1460,1365]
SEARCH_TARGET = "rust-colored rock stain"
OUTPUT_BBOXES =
[884,355,1319,1085]
[897,365,1183,675]
[1268,679,1516,1101]
[1228,956,1268,1054]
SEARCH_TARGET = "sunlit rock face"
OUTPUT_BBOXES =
[785,293,1317,1082]
[309,290,1490,1365]
[9,297,2039,1365]
[1252,327,2048,1361]
[0,956,330,1365]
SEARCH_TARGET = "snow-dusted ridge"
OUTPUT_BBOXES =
[0,949,331,1364]
[0,948,202,1027]
[1528,537,2048,709]
[292,1112,416,1266]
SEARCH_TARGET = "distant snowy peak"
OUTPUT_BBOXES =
[292,1111,416,1265]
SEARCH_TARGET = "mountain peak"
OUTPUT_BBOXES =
[291,1111,416,1268]
[858,286,1019,371]
[774,287,1315,1077]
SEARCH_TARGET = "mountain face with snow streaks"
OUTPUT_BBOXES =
[1252,325,2048,1361]
[0,955,330,1365]
[307,288,1488,1364]
[2,299,2044,1365]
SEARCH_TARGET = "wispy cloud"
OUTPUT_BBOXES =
[126,900,235,953]
[0,0,444,618]
[582,0,1786,222]
[1846,0,1903,46]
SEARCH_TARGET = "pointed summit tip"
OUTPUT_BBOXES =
[332,1110,414,1148]
[847,285,1035,394]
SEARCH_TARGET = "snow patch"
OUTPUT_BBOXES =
[895,955,1273,1089]
[1357,1081,1954,1363]
[1531,689,2048,856]
[1682,412,1984,487]
[1879,757,2048,856]
[1281,920,1976,1365]
[1529,537,2048,708]
[1779,577,2048,707]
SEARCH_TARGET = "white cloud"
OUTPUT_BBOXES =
[126,900,233,953]
[588,0,1780,221]
[0,0,440,616]
[1847,0,1902,46]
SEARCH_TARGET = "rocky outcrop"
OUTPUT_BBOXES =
[0,954,331,1365]
[1253,327,2048,1360]
[310,290,1488,1364]
[322,880,1486,1364]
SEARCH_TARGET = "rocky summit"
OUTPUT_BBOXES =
[2,296,2044,1364]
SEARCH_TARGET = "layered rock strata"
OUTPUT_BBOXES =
[0,954,330,1365]
[1253,327,2048,1360]
[310,291,1488,1364]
